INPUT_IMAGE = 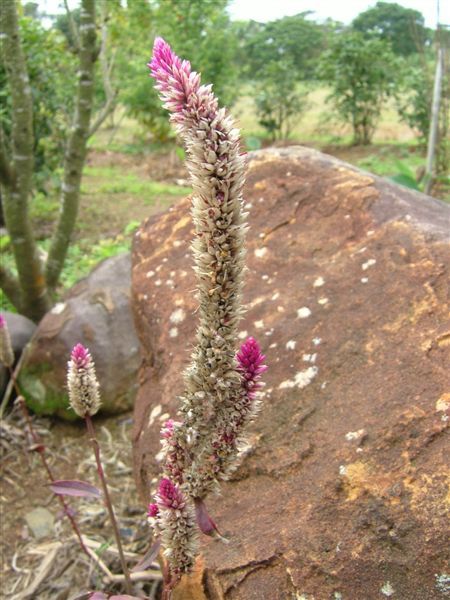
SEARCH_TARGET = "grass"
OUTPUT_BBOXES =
[82,166,190,204]
[1,155,191,314]
[234,83,415,146]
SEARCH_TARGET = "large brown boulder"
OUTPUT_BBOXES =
[131,147,450,599]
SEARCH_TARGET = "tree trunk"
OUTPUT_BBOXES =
[0,0,52,321]
[45,0,97,290]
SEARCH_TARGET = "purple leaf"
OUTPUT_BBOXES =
[49,480,102,498]
[110,596,145,600]
[194,498,229,543]
[131,538,161,572]
[89,593,108,600]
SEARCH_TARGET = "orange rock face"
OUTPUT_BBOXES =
[132,147,450,599]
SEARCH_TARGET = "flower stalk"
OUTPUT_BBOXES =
[67,343,133,594]
[0,315,90,559]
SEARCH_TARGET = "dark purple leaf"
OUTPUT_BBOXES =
[194,498,229,542]
[110,596,146,599]
[131,538,161,572]
[49,479,101,498]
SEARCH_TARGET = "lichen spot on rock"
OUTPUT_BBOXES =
[313,276,325,287]
[51,302,67,315]
[254,247,268,258]
[148,404,162,427]
[362,258,376,270]
[170,308,186,324]
[297,307,312,319]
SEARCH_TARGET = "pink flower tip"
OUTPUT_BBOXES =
[148,37,185,79]
[0,315,5,328]
[70,343,91,368]
[147,503,159,518]
[157,477,185,510]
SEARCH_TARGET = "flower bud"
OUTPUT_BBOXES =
[67,344,101,417]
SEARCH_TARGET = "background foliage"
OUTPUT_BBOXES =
[1,0,449,317]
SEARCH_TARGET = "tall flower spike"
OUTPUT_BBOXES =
[0,315,14,368]
[67,344,101,417]
[149,37,248,499]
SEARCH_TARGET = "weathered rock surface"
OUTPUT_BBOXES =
[20,253,140,419]
[131,147,450,599]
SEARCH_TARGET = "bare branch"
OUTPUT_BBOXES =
[63,0,80,52]
[88,2,118,138]
[45,0,97,290]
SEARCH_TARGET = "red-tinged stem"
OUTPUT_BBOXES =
[85,413,133,595]
[156,552,172,599]
[9,369,89,558]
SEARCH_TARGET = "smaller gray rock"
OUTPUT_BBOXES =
[3,312,37,353]
[19,253,141,419]
[25,507,55,539]
[0,312,37,396]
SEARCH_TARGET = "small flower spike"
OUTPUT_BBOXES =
[67,344,101,417]
[0,314,14,368]
[153,478,198,575]
[184,337,267,498]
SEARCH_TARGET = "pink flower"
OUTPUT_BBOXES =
[160,419,174,439]
[236,337,267,388]
[147,503,159,518]
[156,478,186,510]
[67,343,101,417]
[148,37,216,129]
[71,343,91,369]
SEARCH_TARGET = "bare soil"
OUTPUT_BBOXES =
[1,405,160,599]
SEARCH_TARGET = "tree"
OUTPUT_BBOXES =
[242,13,325,81]
[319,32,399,145]
[352,1,429,56]
[0,16,77,194]
[255,60,308,140]
[0,0,99,322]
[397,58,433,145]
[111,0,238,141]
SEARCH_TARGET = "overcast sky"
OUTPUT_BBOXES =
[37,0,448,29]
[229,0,446,28]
